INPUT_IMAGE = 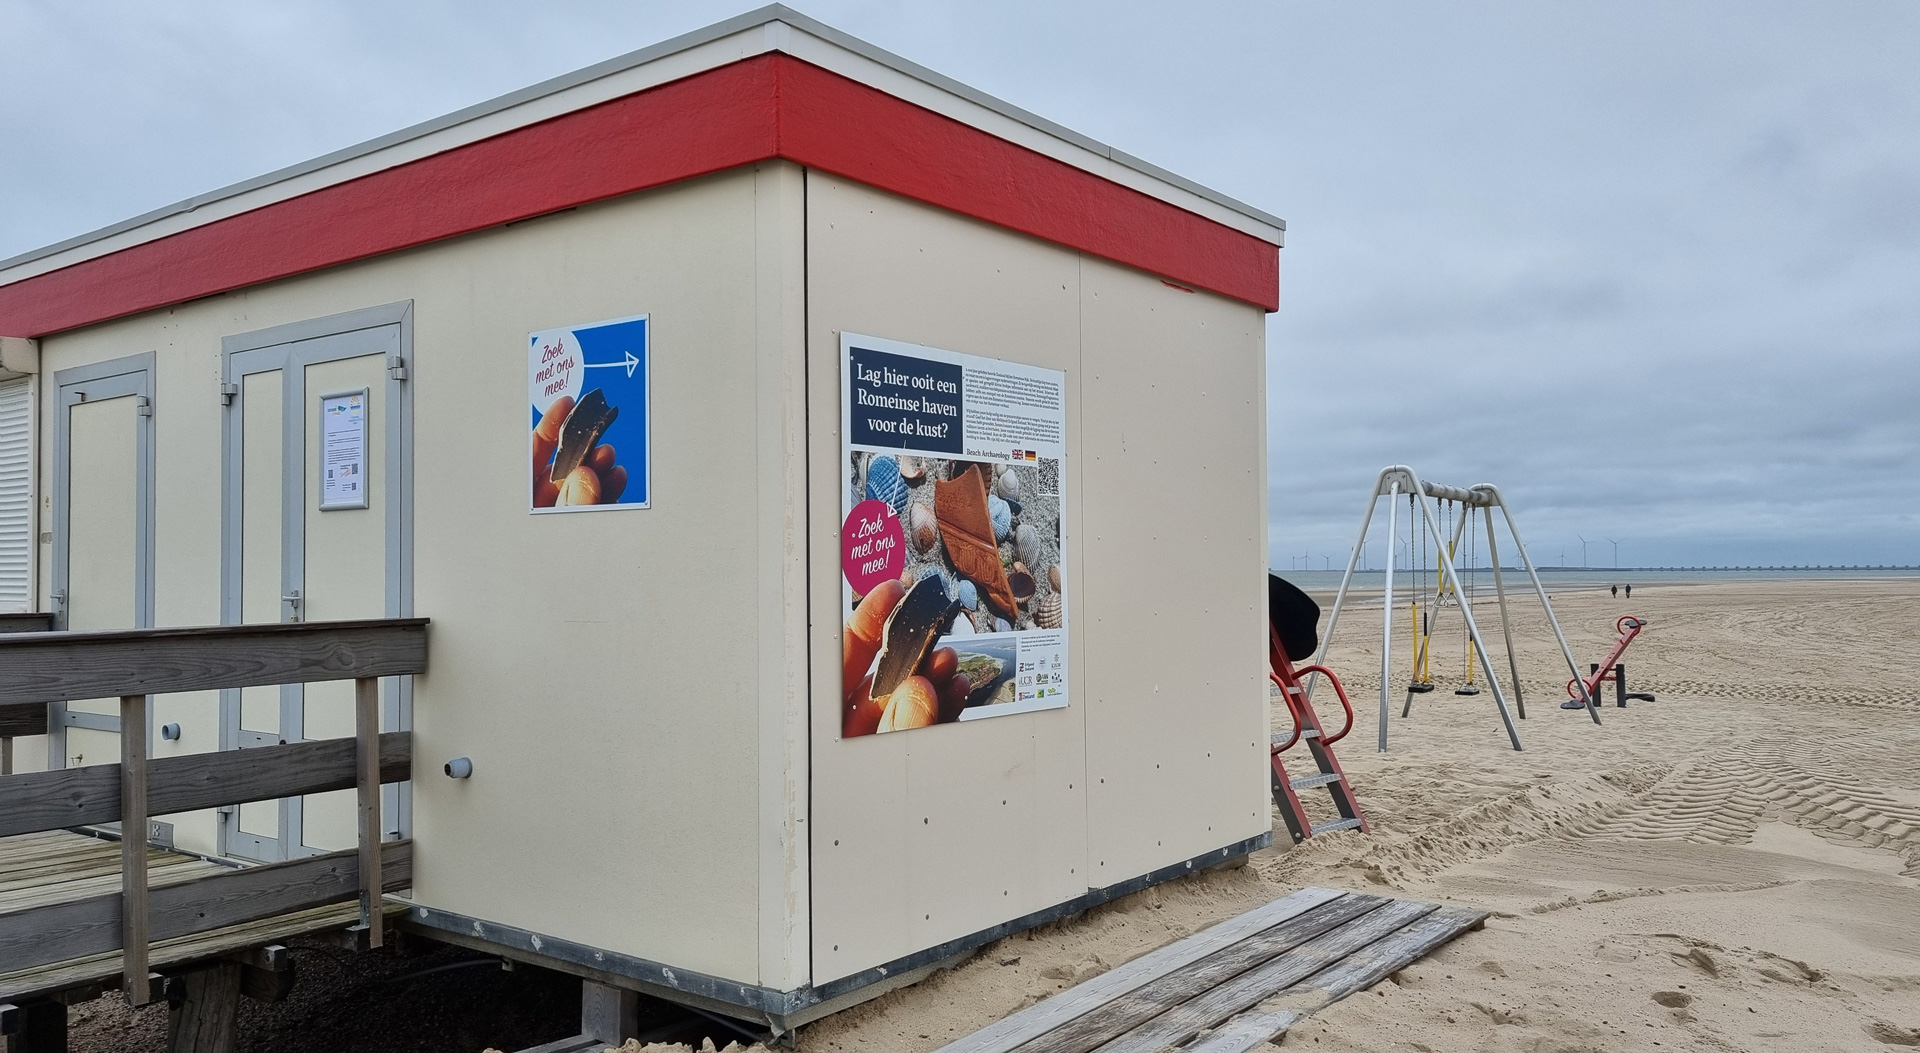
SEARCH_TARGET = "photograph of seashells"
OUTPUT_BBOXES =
[842,451,1065,735]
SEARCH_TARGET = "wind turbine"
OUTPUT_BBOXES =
[1606,538,1620,568]
[1578,536,1590,568]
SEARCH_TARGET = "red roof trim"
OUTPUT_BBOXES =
[776,59,1277,311]
[0,55,1277,337]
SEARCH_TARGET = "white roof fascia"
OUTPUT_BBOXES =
[0,5,1282,288]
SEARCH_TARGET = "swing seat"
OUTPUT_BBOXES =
[1407,681,1435,693]
[1453,684,1481,696]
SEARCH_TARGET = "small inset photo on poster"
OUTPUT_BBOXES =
[529,313,650,513]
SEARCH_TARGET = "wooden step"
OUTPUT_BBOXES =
[934,889,1487,1053]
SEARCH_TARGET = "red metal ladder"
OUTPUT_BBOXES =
[1269,625,1368,844]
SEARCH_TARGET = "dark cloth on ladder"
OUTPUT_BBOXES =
[1268,573,1321,663]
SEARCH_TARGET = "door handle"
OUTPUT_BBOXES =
[282,589,303,622]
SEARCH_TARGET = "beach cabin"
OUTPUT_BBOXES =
[0,6,1283,1044]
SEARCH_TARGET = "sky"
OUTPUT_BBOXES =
[3,1,1916,569]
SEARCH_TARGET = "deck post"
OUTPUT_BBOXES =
[2,735,12,776]
[354,677,383,949]
[164,961,242,1053]
[581,981,641,1044]
[120,693,151,1006]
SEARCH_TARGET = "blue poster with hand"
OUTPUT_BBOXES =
[528,313,650,512]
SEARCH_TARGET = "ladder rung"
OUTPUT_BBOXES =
[1290,772,1343,789]
[1301,728,1320,739]
[1311,817,1364,835]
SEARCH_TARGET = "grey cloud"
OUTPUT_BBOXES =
[2,0,1914,567]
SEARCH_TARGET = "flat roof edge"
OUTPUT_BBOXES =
[0,5,1282,277]
[763,8,1286,231]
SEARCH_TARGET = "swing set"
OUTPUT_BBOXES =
[1404,497,1486,699]
[1310,465,1596,753]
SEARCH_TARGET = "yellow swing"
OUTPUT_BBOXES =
[1454,507,1482,696]
[1406,493,1434,694]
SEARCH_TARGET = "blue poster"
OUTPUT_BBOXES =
[529,313,650,512]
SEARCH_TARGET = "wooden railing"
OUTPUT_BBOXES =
[0,612,53,777]
[0,618,428,1004]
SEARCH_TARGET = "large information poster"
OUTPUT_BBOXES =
[529,313,650,512]
[840,332,1068,737]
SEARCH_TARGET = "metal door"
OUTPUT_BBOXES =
[220,304,413,860]
[49,353,155,769]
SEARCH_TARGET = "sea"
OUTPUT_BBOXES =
[1276,565,1919,600]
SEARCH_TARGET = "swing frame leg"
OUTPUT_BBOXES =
[1307,471,1388,704]
[1377,482,1399,752]
[1481,485,1597,724]
[1482,504,1526,719]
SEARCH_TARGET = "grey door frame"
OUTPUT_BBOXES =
[218,302,414,861]
[48,351,156,768]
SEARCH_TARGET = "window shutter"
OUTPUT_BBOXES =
[0,377,30,613]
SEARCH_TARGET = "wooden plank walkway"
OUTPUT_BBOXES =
[936,887,1486,1053]
[0,830,228,912]
[0,830,404,1004]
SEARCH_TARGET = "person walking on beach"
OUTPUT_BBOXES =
[1611,584,1618,598]
[1625,584,1632,599]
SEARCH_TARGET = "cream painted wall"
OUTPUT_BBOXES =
[805,173,1088,983]
[805,175,1269,982]
[1077,257,1271,881]
[33,166,800,985]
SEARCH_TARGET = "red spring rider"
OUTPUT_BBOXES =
[1561,615,1656,710]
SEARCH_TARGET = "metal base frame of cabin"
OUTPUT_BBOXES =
[415,833,1271,1044]
[1314,464,1597,752]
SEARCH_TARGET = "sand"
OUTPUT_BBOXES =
[502,579,1920,1053]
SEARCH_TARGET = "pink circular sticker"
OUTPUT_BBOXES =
[842,499,906,598]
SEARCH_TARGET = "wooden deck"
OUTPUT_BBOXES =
[936,887,1486,1053]
[0,831,228,917]
[0,617,427,1037]
[0,831,408,1005]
